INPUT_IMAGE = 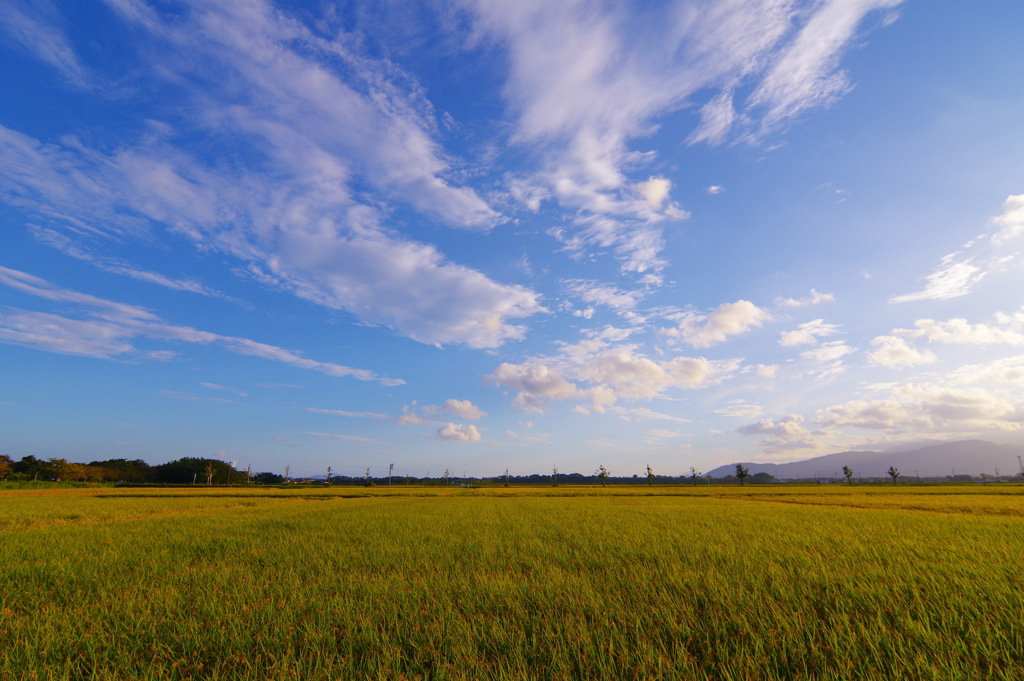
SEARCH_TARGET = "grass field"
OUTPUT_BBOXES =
[2,484,1022,680]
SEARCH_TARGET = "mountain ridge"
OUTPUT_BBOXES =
[705,440,1024,480]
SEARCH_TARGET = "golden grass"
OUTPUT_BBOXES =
[1,484,1022,679]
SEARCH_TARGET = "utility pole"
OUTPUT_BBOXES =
[192,472,196,485]
[389,463,393,487]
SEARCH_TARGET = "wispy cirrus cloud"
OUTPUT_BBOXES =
[306,408,391,420]
[0,266,403,385]
[888,253,989,304]
[779,319,841,347]
[29,225,234,300]
[890,193,1022,304]
[0,0,544,350]
[775,289,834,308]
[0,0,90,87]
[464,0,902,274]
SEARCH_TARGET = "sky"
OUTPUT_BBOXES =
[1,0,1023,478]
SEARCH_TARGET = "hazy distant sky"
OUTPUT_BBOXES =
[2,0,1023,477]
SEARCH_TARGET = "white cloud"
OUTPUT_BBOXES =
[638,177,672,209]
[396,412,431,425]
[0,0,556,350]
[800,341,855,362]
[436,422,482,442]
[0,122,544,348]
[888,254,986,303]
[746,0,903,134]
[485,363,585,414]
[563,279,646,322]
[737,413,823,453]
[818,383,1020,434]
[299,432,386,444]
[893,318,1024,346]
[160,390,234,404]
[738,414,812,439]
[307,408,391,419]
[200,383,248,397]
[756,364,778,378]
[579,352,723,398]
[622,407,691,423]
[29,225,231,300]
[866,336,938,369]
[647,429,680,439]
[661,300,771,348]
[0,0,89,87]
[0,266,402,384]
[715,404,763,419]
[464,0,899,272]
[890,192,1023,303]
[994,306,1024,329]
[486,336,737,413]
[775,289,835,308]
[504,430,552,443]
[689,91,737,146]
[424,399,487,420]
[779,318,841,346]
[705,185,725,195]
[945,355,1024,385]
[990,194,1024,245]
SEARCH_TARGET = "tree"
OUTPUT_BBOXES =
[735,464,749,486]
[284,465,291,484]
[596,465,610,487]
[504,467,510,488]
[843,466,854,486]
[48,458,72,481]
[443,469,451,486]
[365,467,374,487]
[253,472,284,485]
[0,455,13,480]
[88,458,153,482]
[246,465,252,485]
[16,455,47,481]
[689,467,701,487]
[154,457,232,484]
[888,466,900,484]
[326,466,332,486]
[646,465,654,486]
[552,465,559,487]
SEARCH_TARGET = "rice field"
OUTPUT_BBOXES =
[2,484,1022,680]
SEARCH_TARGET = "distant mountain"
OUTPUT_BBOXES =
[882,439,945,454]
[706,440,1024,480]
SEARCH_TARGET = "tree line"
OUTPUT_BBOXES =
[0,455,283,485]
[0,455,797,487]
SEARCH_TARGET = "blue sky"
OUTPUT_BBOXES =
[2,0,1023,477]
